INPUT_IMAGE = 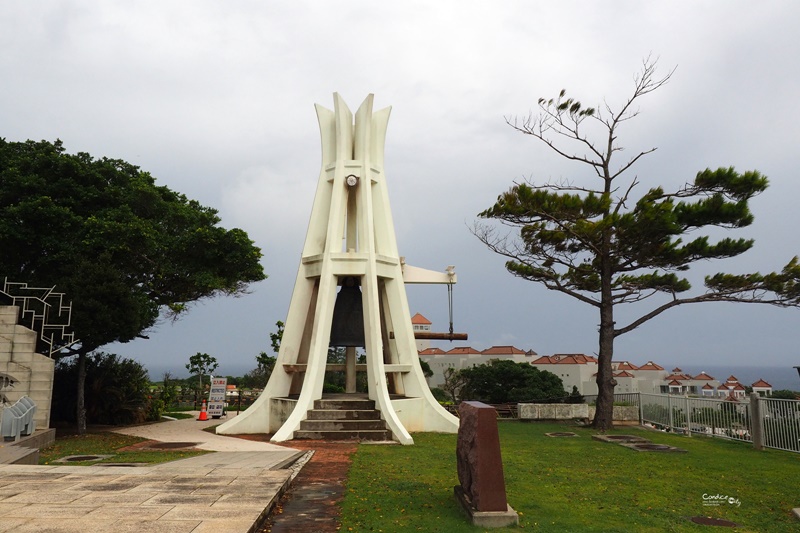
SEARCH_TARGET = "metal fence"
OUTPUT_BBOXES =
[639,392,800,453]
[640,393,752,442]
[759,397,800,452]
[582,393,642,407]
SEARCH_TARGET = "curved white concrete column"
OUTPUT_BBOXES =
[217,94,458,443]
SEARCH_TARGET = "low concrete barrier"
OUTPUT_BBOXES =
[518,403,639,425]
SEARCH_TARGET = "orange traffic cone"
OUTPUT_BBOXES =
[198,399,209,421]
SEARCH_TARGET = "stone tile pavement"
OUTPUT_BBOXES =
[0,414,306,532]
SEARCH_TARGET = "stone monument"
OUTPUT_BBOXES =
[455,401,519,527]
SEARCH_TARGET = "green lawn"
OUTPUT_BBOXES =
[340,422,800,532]
[38,431,210,466]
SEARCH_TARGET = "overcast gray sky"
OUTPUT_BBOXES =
[2,1,799,378]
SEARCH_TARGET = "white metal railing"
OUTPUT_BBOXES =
[759,397,800,453]
[639,392,800,453]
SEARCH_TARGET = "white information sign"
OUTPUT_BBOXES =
[208,377,227,417]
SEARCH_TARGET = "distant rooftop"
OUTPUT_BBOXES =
[410,312,431,325]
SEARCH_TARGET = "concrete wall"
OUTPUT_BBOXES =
[518,403,640,424]
[269,398,298,433]
[0,306,55,429]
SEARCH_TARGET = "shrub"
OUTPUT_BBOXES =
[53,352,151,426]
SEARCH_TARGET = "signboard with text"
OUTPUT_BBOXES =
[208,377,227,418]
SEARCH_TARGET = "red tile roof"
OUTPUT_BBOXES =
[751,379,772,388]
[726,375,739,383]
[672,367,683,373]
[411,313,431,325]
[418,348,446,355]
[614,370,635,378]
[553,354,598,364]
[445,347,482,355]
[531,354,597,365]
[668,380,683,386]
[615,361,639,370]
[664,373,691,381]
[692,372,715,380]
[637,361,664,371]
[481,345,526,355]
[702,384,714,390]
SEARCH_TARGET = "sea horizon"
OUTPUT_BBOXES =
[666,364,800,393]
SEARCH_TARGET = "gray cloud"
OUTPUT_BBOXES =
[2,1,799,379]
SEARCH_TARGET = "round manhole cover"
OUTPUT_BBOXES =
[147,442,199,449]
[633,443,671,451]
[690,516,739,527]
[65,455,103,462]
[547,432,578,437]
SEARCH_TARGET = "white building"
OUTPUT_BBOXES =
[411,313,432,352]
[529,354,600,395]
[420,344,537,388]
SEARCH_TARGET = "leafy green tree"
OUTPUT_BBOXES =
[567,385,584,404]
[473,59,800,430]
[52,352,151,425]
[269,320,284,354]
[419,358,434,379]
[442,367,467,402]
[770,390,799,400]
[160,371,178,411]
[0,138,265,433]
[186,352,218,403]
[430,387,449,403]
[459,359,565,404]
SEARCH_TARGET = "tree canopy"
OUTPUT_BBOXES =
[473,59,800,429]
[0,138,266,432]
[0,138,266,351]
[459,359,565,404]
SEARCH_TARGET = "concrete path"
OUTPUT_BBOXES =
[113,412,293,452]
[0,414,306,532]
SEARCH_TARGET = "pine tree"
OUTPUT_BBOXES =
[474,58,800,430]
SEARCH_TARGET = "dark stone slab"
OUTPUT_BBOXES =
[456,401,509,512]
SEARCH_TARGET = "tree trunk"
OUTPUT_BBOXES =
[592,304,616,431]
[76,350,88,435]
[593,180,617,431]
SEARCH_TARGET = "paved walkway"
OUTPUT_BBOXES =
[113,412,293,452]
[0,414,305,533]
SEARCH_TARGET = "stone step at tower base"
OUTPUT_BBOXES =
[294,397,393,442]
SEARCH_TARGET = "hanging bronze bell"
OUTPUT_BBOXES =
[329,276,366,347]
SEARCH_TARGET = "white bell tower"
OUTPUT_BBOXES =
[217,94,459,444]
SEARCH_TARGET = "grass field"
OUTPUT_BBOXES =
[340,422,800,532]
[38,431,210,466]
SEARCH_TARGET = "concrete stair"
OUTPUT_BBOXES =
[294,397,393,441]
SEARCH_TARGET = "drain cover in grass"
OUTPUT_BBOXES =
[545,432,579,437]
[689,516,739,527]
[625,442,688,453]
[57,454,113,463]
[634,443,672,450]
